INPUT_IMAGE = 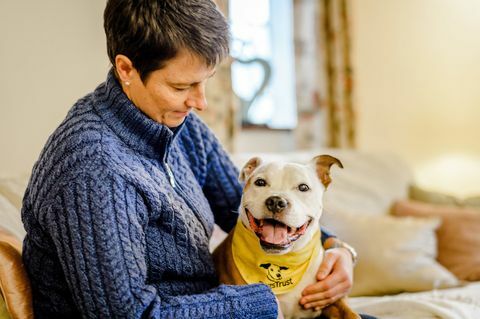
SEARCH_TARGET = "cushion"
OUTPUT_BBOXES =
[0,176,28,241]
[0,230,33,319]
[0,176,29,211]
[409,185,480,209]
[0,195,25,241]
[392,200,480,281]
[320,209,459,296]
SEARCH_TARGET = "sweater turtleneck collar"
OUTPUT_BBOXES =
[93,69,186,161]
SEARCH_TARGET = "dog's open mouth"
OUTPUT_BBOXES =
[246,209,311,249]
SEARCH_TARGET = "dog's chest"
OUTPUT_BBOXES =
[277,250,324,319]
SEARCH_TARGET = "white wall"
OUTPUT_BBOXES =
[0,1,108,178]
[352,0,480,197]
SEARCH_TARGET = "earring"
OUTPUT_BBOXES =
[124,81,131,86]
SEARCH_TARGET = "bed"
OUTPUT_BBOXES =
[1,149,479,319]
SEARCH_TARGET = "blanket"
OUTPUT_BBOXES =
[349,282,480,319]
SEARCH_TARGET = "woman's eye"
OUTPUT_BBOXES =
[174,87,189,91]
[254,179,267,187]
[298,184,310,192]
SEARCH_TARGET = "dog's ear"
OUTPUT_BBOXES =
[239,157,262,182]
[313,155,343,188]
[260,263,271,269]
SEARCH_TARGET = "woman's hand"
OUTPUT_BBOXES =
[299,247,354,310]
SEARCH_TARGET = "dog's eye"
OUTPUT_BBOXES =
[298,184,310,192]
[254,178,267,187]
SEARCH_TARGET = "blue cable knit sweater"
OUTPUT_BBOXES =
[21,70,278,318]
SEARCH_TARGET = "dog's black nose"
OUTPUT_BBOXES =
[265,196,288,213]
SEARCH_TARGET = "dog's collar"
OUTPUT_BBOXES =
[231,219,320,295]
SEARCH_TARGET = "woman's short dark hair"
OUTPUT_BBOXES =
[104,0,230,82]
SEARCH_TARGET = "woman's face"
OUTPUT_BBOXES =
[122,50,216,128]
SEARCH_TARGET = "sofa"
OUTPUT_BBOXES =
[1,149,480,319]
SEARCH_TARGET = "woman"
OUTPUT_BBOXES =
[22,1,358,318]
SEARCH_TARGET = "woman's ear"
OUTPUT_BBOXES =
[114,54,135,85]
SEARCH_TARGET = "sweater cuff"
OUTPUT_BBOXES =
[222,283,278,318]
[321,228,336,244]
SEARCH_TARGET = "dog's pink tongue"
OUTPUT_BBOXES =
[262,221,288,244]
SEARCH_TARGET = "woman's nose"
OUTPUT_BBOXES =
[186,84,208,111]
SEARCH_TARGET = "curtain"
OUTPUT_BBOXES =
[294,0,355,149]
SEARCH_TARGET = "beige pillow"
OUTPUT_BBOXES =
[392,200,480,281]
[321,210,459,296]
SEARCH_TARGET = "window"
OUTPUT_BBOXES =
[229,0,297,129]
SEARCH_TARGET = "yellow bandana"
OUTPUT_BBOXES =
[231,219,320,295]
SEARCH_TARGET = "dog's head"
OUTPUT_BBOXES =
[239,155,343,254]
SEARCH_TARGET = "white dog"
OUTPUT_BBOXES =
[213,155,360,319]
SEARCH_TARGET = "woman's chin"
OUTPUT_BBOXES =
[164,116,187,128]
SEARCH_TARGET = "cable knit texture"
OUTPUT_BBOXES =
[21,70,278,319]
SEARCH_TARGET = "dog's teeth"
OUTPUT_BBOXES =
[259,220,264,227]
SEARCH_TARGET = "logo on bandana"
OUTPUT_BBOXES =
[260,263,294,289]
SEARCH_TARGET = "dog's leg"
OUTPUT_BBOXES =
[321,298,361,319]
